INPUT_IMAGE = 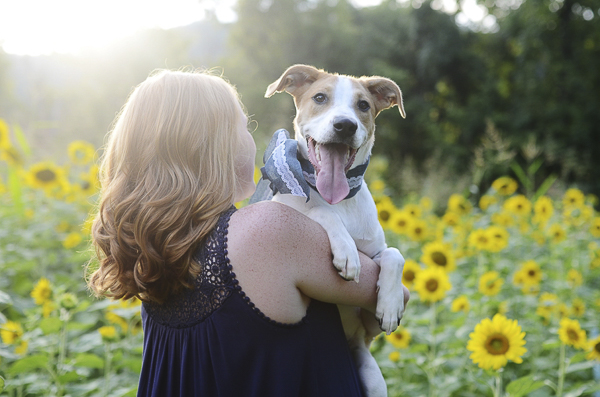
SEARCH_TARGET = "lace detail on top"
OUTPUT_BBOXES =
[142,206,237,329]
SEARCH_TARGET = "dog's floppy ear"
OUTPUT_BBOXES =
[362,77,406,119]
[265,64,323,98]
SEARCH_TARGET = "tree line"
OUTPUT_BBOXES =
[1,0,599,204]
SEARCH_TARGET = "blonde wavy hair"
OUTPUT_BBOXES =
[88,69,245,303]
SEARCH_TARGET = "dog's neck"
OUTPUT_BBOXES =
[259,129,369,202]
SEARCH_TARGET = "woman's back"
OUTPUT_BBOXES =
[137,205,365,397]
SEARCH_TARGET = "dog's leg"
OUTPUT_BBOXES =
[373,247,406,334]
[307,206,361,281]
[339,306,388,397]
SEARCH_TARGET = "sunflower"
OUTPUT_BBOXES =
[42,301,56,318]
[558,318,587,349]
[98,325,118,342]
[548,224,566,243]
[514,260,542,287]
[587,336,600,361]
[536,292,558,320]
[479,195,497,211]
[385,326,411,348]
[1,321,23,344]
[388,351,401,362]
[447,194,472,216]
[0,118,11,149]
[63,232,83,249]
[389,210,413,235]
[376,197,397,229]
[0,146,24,168]
[590,217,600,238]
[419,196,432,211]
[413,267,452,303]
[451,295,470,313]
[533,196,554,223]
[486,225,509,252]
[402,259,421,289]
[31,278,52,305]
[562,188,585,208]
[571,298,585,317]
[402,203,422,219]
[467,313,527,370]
[567,269,583,287]
[468,229,490,251]
[503,195,532,217]
[68,140,97,165]
[105,312,129,333]
[406,218,428,242]
[441,211,460,227]
[421,241,456,272]
[563,205,593,227]
[479,271,504,296]
[491,211,515,227]
[492,176,518,196]
[26,162,66,191]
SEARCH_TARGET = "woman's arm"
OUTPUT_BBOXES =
[229,201,383,314]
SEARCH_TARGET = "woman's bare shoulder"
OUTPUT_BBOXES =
[230,201,329,248]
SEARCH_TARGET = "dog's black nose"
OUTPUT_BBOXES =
[333,117,358,138]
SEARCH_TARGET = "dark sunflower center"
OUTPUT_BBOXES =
[431,252,447,266]
[567,329,579,341]
[528,270,536,277]
[393,333,403,341]
[36,169,57,182]
[404,270,415,282]
[426,279,439,292]
[485,334,509,355]
[594,342,600,353]
[380,210,390,222]
[397,219,406,227]
[414,227,423,235]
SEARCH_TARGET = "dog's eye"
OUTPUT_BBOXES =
[357,100,370,112]
[312,93,327,104]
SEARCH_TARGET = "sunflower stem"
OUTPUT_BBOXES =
[494,371,503,397]
[428,301,437,397]
[557,342,566,397]
[103,342,112,397]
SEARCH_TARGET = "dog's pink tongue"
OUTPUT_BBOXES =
[316,143,350,205]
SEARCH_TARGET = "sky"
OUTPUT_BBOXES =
[0,0,492,56]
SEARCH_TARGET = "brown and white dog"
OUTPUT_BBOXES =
[265,65,407,397]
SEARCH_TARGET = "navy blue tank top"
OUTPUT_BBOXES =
[137,206,365,397]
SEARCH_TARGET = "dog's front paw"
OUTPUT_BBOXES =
[376,284,405,334]
[331,239,361,282]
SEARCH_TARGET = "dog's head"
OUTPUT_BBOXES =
[265,64,405,204]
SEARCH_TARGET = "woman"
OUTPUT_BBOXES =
[88,69,407,396]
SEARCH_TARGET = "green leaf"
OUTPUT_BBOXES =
[527,157,543,176]
[0,376,4,393]
[8,166,24,217]
[565,360,597,374]
[57,371,80,384]
[0,290,12,305]
[8,354,49,375]
[505,375,546,397]
[75,353,105,369]
[510,162,532,192]
[12,123,32,156]
[39,317,63,335]
[533,174,557,201]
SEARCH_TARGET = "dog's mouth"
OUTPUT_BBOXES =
[307,136,358,205]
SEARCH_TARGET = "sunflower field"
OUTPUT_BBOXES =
[1,116,600,396]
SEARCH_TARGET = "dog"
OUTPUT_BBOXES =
[260,64,407,397]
